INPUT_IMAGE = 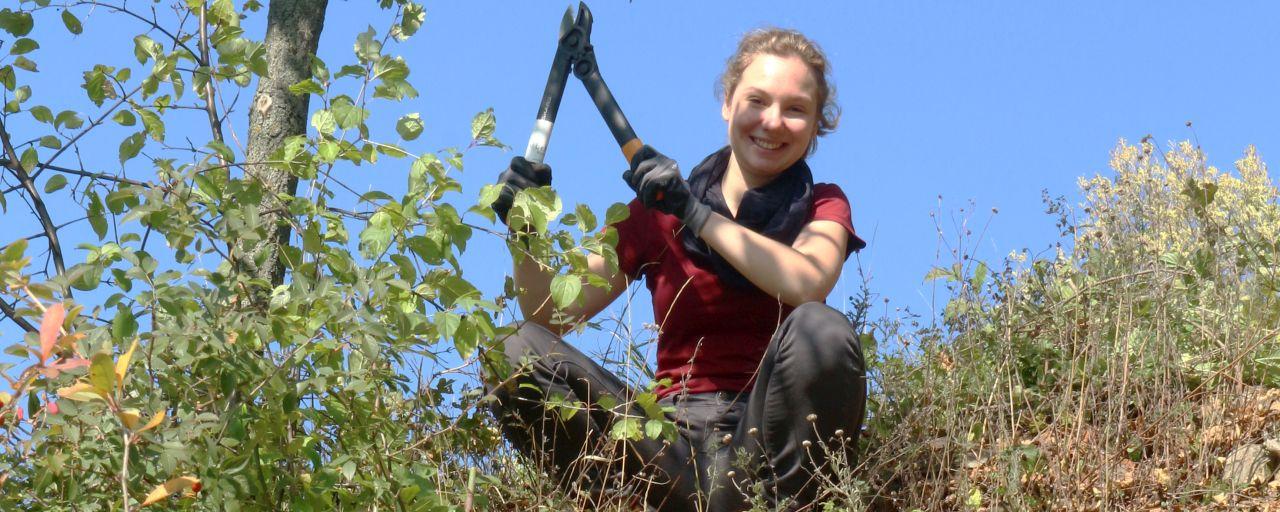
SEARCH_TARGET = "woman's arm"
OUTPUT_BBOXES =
[697,215,849,306]
[513,249,629,336]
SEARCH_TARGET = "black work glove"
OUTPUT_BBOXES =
[622,145,712,236]
[492,156,552,225]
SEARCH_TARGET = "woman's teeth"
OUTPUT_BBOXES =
[752,137,782,150]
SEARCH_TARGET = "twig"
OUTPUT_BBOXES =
[0,159,152,188]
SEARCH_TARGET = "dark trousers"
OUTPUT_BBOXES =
[485,302,866,511]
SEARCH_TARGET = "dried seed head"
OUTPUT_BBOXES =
[834,429,844,437]
[726,470,736,478]
[748,427,759,436]
[722,434,733,444]
[806,413,817,422]
[802,440,812,448]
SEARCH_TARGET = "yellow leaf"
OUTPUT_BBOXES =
[118,408,141,430]
[136,409,166,433]
[56,382,105,402]
[115,338,138,392]
[141,475,201,506]
[88,352,115,397]
[0,392,10,406]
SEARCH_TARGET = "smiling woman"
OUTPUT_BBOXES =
[486,27,870,510]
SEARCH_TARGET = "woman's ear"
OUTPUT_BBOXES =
[721,101,731,122]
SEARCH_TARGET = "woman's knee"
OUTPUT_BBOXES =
[777,302,863,374]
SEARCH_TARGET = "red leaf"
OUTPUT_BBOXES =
[38,304,66,365]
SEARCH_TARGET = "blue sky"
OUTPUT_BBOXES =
[5,1,1280,361]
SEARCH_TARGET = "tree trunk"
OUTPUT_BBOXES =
[244,0,329,286]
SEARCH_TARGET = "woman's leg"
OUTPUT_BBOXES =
[485,322,701,510]
[709,302,867,510]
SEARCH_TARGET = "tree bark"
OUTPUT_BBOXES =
[244,0,329,286]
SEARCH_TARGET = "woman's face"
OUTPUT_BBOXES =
[722,53,820,183]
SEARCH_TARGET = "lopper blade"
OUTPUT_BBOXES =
[559,6,574,39]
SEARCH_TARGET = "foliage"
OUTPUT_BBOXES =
[0,0,649,510]
[856,140,1280,510]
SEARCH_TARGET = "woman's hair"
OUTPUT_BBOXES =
[717,28,839,154]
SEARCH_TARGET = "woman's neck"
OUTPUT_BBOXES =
[722,151,772,217]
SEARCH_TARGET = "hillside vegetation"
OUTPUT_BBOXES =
[855,140,1280,511]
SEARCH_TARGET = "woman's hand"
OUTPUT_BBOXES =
[623,145,712,236]
[492,156,553,225]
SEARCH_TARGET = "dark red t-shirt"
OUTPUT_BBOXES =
[613,183,862,399]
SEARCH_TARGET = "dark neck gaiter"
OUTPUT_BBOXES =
[681,146,814,290]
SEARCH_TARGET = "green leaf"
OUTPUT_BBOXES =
[288,78,324,96]
[82,69,106,106]
[19,147,36,172]
[207,0,238,26]
[395,113,423,141]
[118,132,145,163]
[330,99,368,130]
[605,202,630,225]
[470,108,496,142]
[10,38,37,55]
[137,109,164,142]
[89,351,116,396]
[39,135,61,149]
[477,183,501,208]
[575,203,597,233]
[359,210,394,259]
[310,109,335,135]
[12,56,36,72]
[549,274,581,309]
[206,140,234,162]
[924,265,960,283]
[111,305,138,340]
[610,417,642,441]
[54,110,83,130]
[29,105,52,123]
[61,9,82,35]
[971,261,989,291]
[0,9,34,37]
[310,56,329,82]
[133,35,160,64]
[43,174,66,193]
[87,190,107,239]
[316,141,339,163]
[398,2,426,39]
[645,419,664,439]
[0,66,13,91]
[112,110,136,126]
[354,26,382,63]
[335,64,366,79]
[434,311,460,343]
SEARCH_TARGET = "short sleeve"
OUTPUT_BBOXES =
[610,198,654,279]
[812,184,867,258]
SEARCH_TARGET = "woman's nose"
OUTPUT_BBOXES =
[760,105,783,130]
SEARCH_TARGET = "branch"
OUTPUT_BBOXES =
[0,118,66,276]
[197,1,227,160]
[0,299,36,333]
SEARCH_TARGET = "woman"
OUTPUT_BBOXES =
[487,28,867,511]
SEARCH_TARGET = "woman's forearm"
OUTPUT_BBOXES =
[696,213,846,305]
[512,250,557,329]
